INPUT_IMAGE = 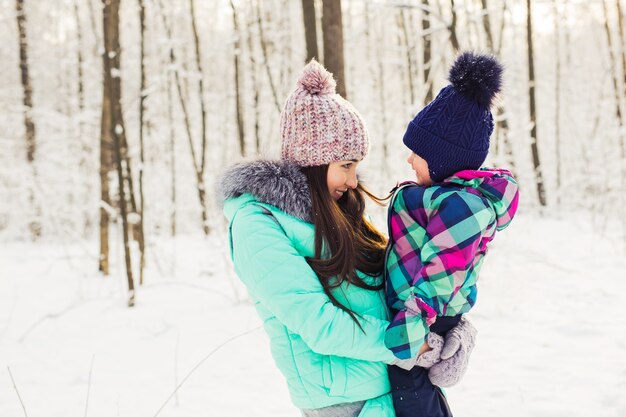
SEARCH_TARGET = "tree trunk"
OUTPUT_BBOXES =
[526,0,547,206]
[189,0,209,174]
[230,0,245,156]
[99,0,113,275]
[602,0,626,159]
[376,27,389,176]
[617,0,626,102]
[553,0,562,205]
[321,0,347,98]
[167,71,176,237]
[364,3,388,176]
[74,0,93,236]
[16,0,41,239]
[255,0,282,113]
[302,0,318,62]
[188,0,211,235]
[422,0,433,104]
[16,0,36,164]
[603,0,626,241]
[480,0,515,171]
[74,0,85,140]
[120,141,139,240]
[278,0,294,92]
[480,0,495,51]
[138,0,147,285]
[103,0,135,304]
[616,1,626,243]
[246,3,261,154]
[157,0,210,235]
[602,0,625,142]
[397,9,415,105]
[448,0,460,52]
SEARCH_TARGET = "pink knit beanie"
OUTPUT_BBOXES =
[280,59,369,167]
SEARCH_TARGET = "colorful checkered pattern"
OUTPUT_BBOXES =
[384,169,519,359]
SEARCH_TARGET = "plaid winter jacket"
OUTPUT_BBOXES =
[384,168,520,360]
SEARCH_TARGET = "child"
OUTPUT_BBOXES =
[384,52,520,417]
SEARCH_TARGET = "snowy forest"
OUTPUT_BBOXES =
[1,0,626,416]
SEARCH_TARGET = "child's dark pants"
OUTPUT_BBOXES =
[388,315,462,417]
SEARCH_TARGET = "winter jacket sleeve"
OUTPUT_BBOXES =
[229,203,398,364]
[385,189,494,359]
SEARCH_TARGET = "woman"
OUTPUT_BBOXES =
[219,60,472,416]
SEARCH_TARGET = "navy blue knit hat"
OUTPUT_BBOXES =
[403,52,503,182]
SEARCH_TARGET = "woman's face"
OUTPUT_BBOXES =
[327,160,360,200]
[407,152,433,186]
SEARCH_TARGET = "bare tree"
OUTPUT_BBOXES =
[255,0,281,113]
[278,0,295,92]
[74,0,93,236]
[156,0,210,235]
[609,0,626,158]
[422,0,434,104]
[16,0,41,238]
[15,0,36,164]
[99,0,112,275]
[601,0,624,132]
[617,0,626,103]
[302,0,319,62]
[466,0,481,47]
[138,0,147,284]
[167,71,177,237]
[246,2,261,154]
[322,0,347,98]
[189,0,210,179]
[397,9,416,105]
[480,0,497,56]
[602,0,626,243]
[363,3,389,175]
[553,0,562,205]
[526,0,546,206]
[102,0,135,305]
[480,0,515,171]
[615,0,626,230]
[448,0,460,51]
[230,0,245,156]
[74,0,85,144]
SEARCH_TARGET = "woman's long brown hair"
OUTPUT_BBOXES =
[301,164,388,332]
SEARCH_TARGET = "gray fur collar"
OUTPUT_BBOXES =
[218,160,312,223]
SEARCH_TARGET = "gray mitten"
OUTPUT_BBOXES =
[415,332,444,368]
[428,316,477,387]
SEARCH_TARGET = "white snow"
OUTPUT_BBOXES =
[1,213,625,417]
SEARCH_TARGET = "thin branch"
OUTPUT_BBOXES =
[7,366,29,417]
[153,326,262,417]
[174,332,180,406]
[84,354,95,417]
[18,301,86,342]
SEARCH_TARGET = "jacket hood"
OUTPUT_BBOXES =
[443,168,520,230]
[217,159,313,223]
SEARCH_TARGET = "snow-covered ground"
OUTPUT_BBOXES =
[1,213,625,417]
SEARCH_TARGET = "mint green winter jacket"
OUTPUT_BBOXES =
[219,160,397,415]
